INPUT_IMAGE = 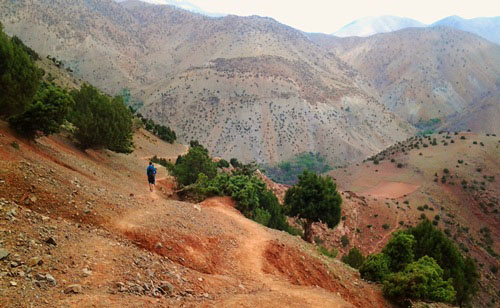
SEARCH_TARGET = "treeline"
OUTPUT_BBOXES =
[136,114,176,144]
[0,25,134,153]
[349,220,479,307]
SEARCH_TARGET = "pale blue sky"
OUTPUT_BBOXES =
[139,0,499,33]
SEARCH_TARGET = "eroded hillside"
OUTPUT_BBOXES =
[0,122,393,307]
[319,132,499,307]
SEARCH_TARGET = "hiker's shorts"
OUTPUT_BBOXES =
[148,175,155,184]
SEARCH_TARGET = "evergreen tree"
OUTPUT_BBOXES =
[9,83,74,138]
[0,25,43,117]
[406,220,479,307]
[382,231,415,272]
[383,256,456,304]
[69,84,133,153]
[284,170,342,242]
[341,247,365,269]
[167,145,217,186]
[359,253,390,282]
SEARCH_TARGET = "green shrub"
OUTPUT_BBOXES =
[141,117,176,143]
[360,221,478,305]
[341,235,349,247]
[284,170,342,243]
[230,158,240,168]
[383,256,456,304]
[0,26,43,117]
[69,84,133,153]
[10,141,19,150]
[407,220,479,306]
[9,83,74,138]
[318,245,338,258]
[169,145,217,186]
[194,172,291,232]
[341,247,365,269]
[217,159,230,168]
[382,231,415,272]
[359,253,390,282]
[382,223,390,230]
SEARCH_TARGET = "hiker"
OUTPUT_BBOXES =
[147,161,157,192]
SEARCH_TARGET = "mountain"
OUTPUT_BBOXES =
[310,27,500,132]
[333,15,500,45]
[0,0,414,166]
[114,0,225,17]
[432,15,500,45]
[333,16,425,37]
[325,132,500,307]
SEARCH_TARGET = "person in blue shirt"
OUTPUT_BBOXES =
[146,162,157,192]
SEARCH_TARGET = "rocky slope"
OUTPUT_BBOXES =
[0,0,414,165]
[311,27,500,132]
[0,119,394,307]
[321,132,500,306]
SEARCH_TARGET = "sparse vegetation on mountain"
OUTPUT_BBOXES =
[0,25,43,117]
[9,82,74,138]
[69,84,134,153]
[284,171,342,243]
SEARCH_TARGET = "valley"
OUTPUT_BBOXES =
[0,0,498,307]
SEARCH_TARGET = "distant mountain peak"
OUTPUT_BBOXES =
[334,15,500,45]
[333,16,425,37]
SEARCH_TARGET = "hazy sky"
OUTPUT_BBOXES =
[144,0,500,33]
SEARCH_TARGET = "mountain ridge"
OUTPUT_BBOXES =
[310,26,500,132]
[0,0,415,165]
[333,15,500,45]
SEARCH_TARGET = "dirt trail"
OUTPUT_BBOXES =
[110,195,351,307]
[204,198,353,307]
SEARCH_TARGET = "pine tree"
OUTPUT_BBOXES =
[284,170,342,242]
[9,83,74,138]
[0,25,43,117]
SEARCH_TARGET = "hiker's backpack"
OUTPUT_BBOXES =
[147,165,155,176]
